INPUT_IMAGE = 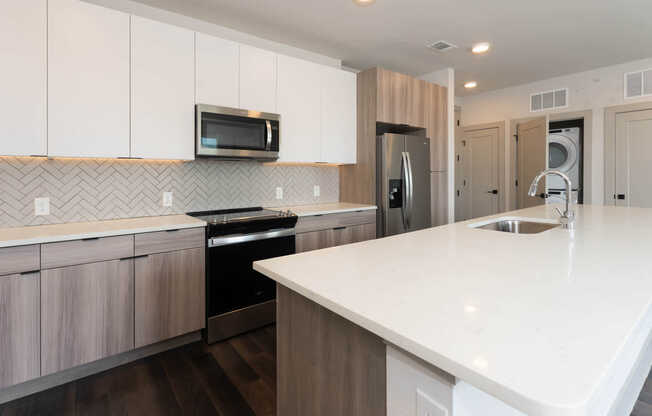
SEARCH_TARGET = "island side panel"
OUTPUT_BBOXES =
[276,284,387,416]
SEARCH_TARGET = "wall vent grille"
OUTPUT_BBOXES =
[625,69,652,98]
[426,41,457,52]
[530,88,568,112]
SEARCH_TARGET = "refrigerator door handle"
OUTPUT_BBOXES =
[401,151,414,230]
[400,152,408,230]
[406,152,414,229]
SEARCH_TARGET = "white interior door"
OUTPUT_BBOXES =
[517,117,547,208]
[466,127,499,219]
[615,109,652,207]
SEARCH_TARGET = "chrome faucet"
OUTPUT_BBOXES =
[528,169,575,229]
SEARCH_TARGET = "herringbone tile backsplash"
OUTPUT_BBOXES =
[0,157,339,228]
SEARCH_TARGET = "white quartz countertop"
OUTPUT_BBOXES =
[254,205,652,416]
[0,215,206,248]
[266,202,377,217]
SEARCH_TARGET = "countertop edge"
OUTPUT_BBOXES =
[0,216,207,248]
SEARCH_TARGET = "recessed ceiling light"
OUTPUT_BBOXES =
[353,0,376,6]
[464,81,478,89]
[471,42,491,54]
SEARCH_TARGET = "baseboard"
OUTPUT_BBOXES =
[0,331,202,405]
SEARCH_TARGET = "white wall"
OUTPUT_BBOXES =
[458,57,652,205]
[420,68,456,222]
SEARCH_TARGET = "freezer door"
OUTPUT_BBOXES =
[405,135,431,231]
[378,134,407,236]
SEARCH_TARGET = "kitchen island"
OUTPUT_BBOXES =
[253,205,652,416]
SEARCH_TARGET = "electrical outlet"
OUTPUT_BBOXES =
[275,187,283,200]
[34,197,50,216]
[416,389,447,416]
[313,185,320,197]
[162,191,173,207]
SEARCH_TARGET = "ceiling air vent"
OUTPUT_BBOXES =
[427,40,457,52]
[625,69,652,98]
[530,88,568,112]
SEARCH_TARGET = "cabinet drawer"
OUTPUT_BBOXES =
[295,210,376,234]
[135,227,204,256]
[41,235,134,269]
[0,245,40,276]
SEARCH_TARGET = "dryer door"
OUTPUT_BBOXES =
[547,133,578,189]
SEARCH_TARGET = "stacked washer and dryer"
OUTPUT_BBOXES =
[546,121,583,205]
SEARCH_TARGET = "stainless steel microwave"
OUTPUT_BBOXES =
[195,104,280,160]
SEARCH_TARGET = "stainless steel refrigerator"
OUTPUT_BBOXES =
[376,133,431,236]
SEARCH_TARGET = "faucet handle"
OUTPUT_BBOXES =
[554,207,575,218]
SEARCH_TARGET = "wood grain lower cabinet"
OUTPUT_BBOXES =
[0,272,40,389]
[335,223,376,246]
[41,259,134,375]
[295,229,329,253]
[134,248,205,348]
[296,223,376,253]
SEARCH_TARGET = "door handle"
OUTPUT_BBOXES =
[406,153,414,229]
[265,120,272,151]
[487,189,498,195]
[400,152,413,230]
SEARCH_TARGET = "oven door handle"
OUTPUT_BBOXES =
[209,228,295,247]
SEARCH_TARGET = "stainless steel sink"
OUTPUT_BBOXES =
[472,219,560,234]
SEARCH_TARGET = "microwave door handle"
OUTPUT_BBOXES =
[266,120,272,151]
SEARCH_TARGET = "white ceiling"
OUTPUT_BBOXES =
[131,0,652,96]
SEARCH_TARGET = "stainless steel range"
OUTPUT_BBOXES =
[187,207,297,343]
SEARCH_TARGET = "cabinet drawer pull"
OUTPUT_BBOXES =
[120,254,149,261]
[165,229,180,232]
[332,226,347,231]
[81,237,100,241]
[20,270,39,276]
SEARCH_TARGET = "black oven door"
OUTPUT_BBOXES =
[207,232,294,318]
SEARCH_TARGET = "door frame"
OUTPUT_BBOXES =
[459,121,506,216]
[604,101,652,205]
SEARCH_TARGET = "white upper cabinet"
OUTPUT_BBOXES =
[0,0,47,156]
[277,55,322,163]
[195,33,239,108]
[131,16,195,160]
[48,0,130,158]
[321,67,356,164]
[239,45,277,114]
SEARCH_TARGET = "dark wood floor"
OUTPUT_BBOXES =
[1,323,650,415]
[0,325,276,416]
